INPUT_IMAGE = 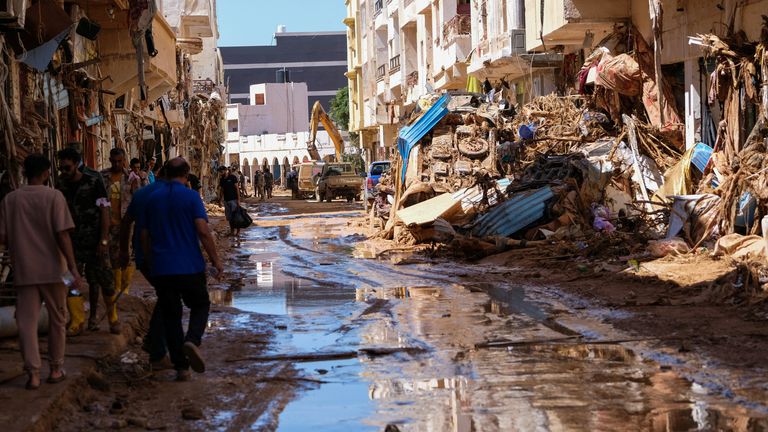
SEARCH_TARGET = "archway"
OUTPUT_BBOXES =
[302,155,309,163]
[261,158,269,171]
[292,156,300,165]
[282,156,290,186]
[272,157,281,186]
[242,159,250,180]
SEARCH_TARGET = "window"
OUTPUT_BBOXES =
[253,93,265,105]
[227,119,238,132]
[370,163,390,175]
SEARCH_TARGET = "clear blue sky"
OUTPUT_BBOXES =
[217,0,347,47]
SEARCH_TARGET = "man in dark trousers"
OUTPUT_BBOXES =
[264,168,274,199]
[119,164,170,369]
[142,157,223,381]
[217,166,240,236]
[56,148,119,334]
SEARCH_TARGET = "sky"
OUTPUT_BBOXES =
[216,0,348,47]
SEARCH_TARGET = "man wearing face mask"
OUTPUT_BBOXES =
[57,148,119,334]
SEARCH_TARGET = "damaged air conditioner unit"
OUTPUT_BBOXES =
[0,0,27,29]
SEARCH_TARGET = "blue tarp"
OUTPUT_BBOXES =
[397,93,452,182]
[472,186,554,238]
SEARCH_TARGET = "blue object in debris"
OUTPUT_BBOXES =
[397,93,452,182]
[472,186,554,238]
[735,192,757,229]
[691,142,713,174]
[518,123,537,140]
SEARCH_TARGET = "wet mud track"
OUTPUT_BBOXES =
[212,203,768,431]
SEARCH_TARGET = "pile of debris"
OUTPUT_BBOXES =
[373,20,768,297]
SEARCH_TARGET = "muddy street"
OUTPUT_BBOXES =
[47,196,768,432]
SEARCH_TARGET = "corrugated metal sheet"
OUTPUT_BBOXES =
[397,93,451,182]
[452,178,512,212]
[472,186,554,238]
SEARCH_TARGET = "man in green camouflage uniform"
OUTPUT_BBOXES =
[57,148,120,334]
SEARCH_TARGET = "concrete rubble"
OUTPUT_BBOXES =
[372,21,768,302]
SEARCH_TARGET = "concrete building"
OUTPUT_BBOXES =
[345,0,487,165]
[220,29,348,119]
[224,82,338,185]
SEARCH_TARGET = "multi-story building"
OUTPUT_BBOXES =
[224,82,338,185]
[346,0,489,165]
[220,29,348,120]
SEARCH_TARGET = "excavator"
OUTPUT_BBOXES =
[303,101,362,202]
[307,100,344,161]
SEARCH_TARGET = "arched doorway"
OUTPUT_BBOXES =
[282,156,290,186]
[242,159,251,180]
[261,158,269,171]
[272,157,281,186]
[292,156,300,165]
[302,155,309,163]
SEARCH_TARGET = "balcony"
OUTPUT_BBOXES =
[373,0,383,16]
[389,55,401,74]
[525,0,629,52]
[405,71,418,88]
[376,64,387,81]
[442,14,471,46]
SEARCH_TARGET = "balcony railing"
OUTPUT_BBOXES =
[374,0,383,15]
[376,64,387,81]
[442,14,471,43]
[389,55,400,73]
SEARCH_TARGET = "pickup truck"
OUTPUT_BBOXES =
[315,163,363,202]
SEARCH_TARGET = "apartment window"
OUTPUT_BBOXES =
[254,93,265,105]
[228,119,238,132]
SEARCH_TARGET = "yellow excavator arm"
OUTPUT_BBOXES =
[308,101,344,161]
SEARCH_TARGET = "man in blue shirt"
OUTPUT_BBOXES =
[142,158,223,381]
[119,165,168,368]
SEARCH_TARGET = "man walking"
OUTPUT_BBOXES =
[142,158,223,381]
[57,148,120,334]
[287,167,299,199]
[217,166,240,236]
[264,168,274,199]
[254,169,265,201]
[120,164,169,368]
[0,154,82,389]
[101,148,136,297]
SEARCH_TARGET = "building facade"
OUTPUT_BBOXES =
[221,29,349,119]
[346,0,768,165]
[344,0,552,166]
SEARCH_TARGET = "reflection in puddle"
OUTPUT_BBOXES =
[213,208,768,431]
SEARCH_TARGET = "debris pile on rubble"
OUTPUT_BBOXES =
[371,20,768,298]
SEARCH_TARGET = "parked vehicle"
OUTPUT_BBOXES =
[315,163,363,202]
[297,161,325,199]
[364,160,391,202]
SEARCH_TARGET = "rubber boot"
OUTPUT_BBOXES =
[107,294,121,334]
[113,267,123,296]
[121,265,135,295]
[66,295,86,336]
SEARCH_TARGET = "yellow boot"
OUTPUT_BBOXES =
[107,294,121,334]
[113,267,123,296]
[66,295,86,336]
[121,265,135,295]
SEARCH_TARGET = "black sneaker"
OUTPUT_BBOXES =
[176,369,191,382]
[183,342,205,373]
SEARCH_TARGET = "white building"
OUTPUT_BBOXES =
[224,82,338,184]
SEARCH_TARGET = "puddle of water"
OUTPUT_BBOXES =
[213,207,768,431]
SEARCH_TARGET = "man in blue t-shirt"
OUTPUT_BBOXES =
[142,158,223,381]
[119,165,168,368]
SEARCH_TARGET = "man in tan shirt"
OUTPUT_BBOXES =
[0,154,82,390]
